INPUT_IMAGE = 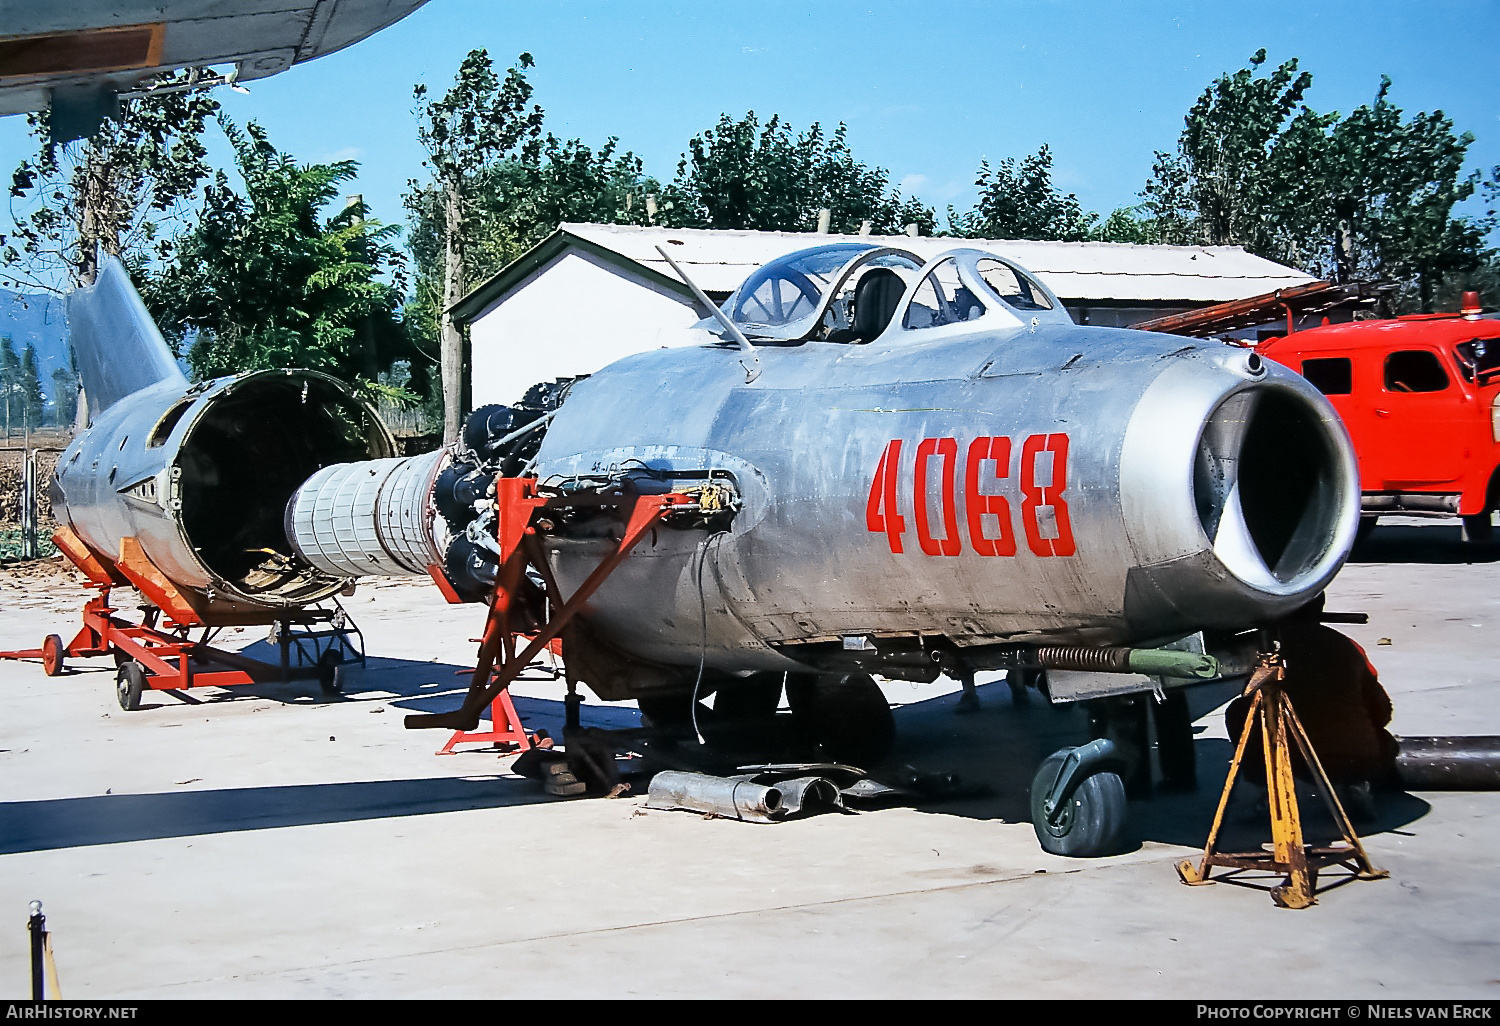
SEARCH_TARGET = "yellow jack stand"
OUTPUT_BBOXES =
[1177,648,1389,908]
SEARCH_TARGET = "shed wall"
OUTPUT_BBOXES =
[469,251,706,406]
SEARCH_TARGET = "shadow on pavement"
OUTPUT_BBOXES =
[0,775,549,855]
[882,677,1432,856]
[1350,522,1498,565]
[6,659,1431,859]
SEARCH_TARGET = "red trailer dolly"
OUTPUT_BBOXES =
[1,526,364,710]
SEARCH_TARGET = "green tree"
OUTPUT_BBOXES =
[1315,78,1484,309]
[405,132,657,342]
[145,119,415,394]
[0,335,17,436]
[1176,50,1319,251]
[948,145,1098,241]
[500,134,659,246]
[411,49,545,442]
[1135,149,1199,245]
[0,336,43,435]
[50,363,78,428]
[4,90,219,290]
[659,112,935,235]
[1144,51,1488,310]
[19,344,44,429]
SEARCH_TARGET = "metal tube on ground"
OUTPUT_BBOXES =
[1395,736,1500,790]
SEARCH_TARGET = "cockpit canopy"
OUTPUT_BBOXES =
[696,242,1070,345]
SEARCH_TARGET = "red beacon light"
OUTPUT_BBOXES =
[1462,291,1483,321]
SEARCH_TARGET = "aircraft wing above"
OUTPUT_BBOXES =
[0,0,428,141]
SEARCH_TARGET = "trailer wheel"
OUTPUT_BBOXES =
[318,649,345,695]
[115,661,146,711]
[1029,751,1128,857]
[41,634,65,677]
[785,672,895,768]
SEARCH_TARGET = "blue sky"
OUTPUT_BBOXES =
[4,0,1499,271]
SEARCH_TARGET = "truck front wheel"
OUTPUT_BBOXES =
[1462,512,1493,544]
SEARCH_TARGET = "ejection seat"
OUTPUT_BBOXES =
[826,267,907,344]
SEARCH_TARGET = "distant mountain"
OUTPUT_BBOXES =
[0,289,71,405]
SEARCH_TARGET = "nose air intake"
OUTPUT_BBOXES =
[1194,385,1348,590]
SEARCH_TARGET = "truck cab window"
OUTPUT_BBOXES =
[1300,357,1352,395]
[1383,350,1449,393]
[1454,338,1500,384]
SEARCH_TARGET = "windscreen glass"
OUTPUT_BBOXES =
[904,259,986,330]
[719,244,874,340]
[976,258,1054,311]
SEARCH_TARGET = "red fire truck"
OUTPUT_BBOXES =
[1257,294,1500,542]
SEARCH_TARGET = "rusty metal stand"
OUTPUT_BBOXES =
[1177,648,1388,908]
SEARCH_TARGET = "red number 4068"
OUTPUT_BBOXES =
[865,434,1076,557]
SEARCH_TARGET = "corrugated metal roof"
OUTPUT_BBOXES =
[560,223,1316,303]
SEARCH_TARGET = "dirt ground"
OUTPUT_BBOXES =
[0,518,1497,999]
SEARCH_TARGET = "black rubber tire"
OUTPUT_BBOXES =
[636,691,694,729]
[115,661,146,712]
[1029,750,1129,857]
[41,634,65,677]
[711,672,783,720]
[1461,512,1493,544]
[785,672,895,769]
[318,648,345,695]
[638,673,783,750]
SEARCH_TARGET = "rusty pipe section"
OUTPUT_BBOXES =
[1395,736,1500,790]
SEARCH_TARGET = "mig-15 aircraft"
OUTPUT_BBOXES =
[33,243,1359,857]
[285,240,1361,855]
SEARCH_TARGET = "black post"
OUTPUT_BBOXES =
[28,900,45,1000]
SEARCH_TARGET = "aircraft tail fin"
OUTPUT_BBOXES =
[65,255,188,421]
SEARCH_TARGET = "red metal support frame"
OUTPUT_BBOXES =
[405,481,686,733]
[435,689,533,755]
[1,526,354,697]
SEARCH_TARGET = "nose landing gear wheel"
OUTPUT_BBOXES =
[1029,749,1128,857]
[115,661,146,711]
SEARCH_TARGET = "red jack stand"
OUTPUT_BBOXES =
[436,689,533,755]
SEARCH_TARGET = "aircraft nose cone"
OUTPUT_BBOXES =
[1118,355,1359,629]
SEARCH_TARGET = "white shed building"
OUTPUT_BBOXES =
[452,223,1316,407]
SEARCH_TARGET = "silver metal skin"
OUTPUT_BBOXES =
[52,257,395,610]
[286,449,449,578]
[531,246,1360,672]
